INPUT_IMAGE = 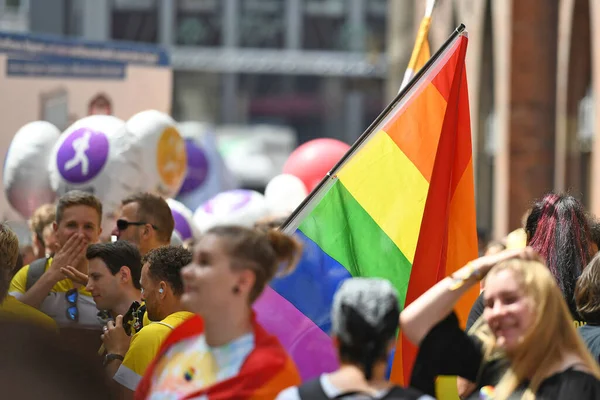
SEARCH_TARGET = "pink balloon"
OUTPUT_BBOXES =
[283,138,350,192]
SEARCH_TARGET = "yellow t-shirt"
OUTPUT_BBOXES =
[113,311,194,391]
[9,259,99,329]
[0,295,59,332]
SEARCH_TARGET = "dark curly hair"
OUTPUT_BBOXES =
[142,246,192,296]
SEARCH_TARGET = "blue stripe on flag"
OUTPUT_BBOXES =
[270,229,352,334]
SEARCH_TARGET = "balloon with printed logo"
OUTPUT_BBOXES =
[283,138,350,192]
[176,121,238,209]
[166,198,200,241]
[264,174,308,217]
[193,189,268,233]
[126,110,187,198]
[3,121,61,219]
[48,115,144,232]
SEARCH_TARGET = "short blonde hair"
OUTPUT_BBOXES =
[29,203,56,243]
[0,224,19,270]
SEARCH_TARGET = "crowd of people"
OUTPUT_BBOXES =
[2,191,600,399]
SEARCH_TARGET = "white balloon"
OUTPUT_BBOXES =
[48,115,144,233]
[166,198,200,241]
[126,110,187,198]
[171,230,184,246]
[193,190,268,233]
[4,121,61,219]
[264,174,308,216]
[176,121,238,209]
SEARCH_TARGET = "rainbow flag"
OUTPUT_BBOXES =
[253,25,479,385]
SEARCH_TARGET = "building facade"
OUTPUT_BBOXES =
[14,0,391,146]
[407,0,598,241]
[3,0,597,241]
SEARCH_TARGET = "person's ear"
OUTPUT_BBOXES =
[158,281,167,298]
[235,269,256,297]
[119,266,131,284]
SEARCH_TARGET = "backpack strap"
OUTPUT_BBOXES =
[26,257,48,291]
[298,378,330,400]
[382,386,426,399]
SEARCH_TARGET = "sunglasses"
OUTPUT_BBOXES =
[116,219,158,231]
[66,288,79,322]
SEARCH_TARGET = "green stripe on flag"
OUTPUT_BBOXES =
[299,180,413,307]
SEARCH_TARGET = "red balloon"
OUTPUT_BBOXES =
[283,138,350,192]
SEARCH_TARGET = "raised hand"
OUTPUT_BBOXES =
[60,266,89,286]
[48,234,88,283]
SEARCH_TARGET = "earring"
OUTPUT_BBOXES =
[232,286,240,294]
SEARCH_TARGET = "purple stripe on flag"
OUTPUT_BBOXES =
[254,285,339,380]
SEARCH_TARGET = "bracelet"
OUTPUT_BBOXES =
[448,262,483,291]
[103,353,124,367]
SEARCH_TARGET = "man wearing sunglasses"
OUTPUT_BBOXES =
[9,191,102,330]
[111,193,174,257]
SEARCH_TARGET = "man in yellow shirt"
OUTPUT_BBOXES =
[0,224,57,331]
[102,245,194,395]
[9,191,102,330]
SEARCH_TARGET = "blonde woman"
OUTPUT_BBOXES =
[401,248,600,400]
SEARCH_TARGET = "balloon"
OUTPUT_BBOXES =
[126,110,187,198]
[283,138,350,192]
[216,124,296,188]
[176,122,238,209]
[4,121,61,218]
[166,198,200,241]
[264,174,307,216]
[171,230,184,246]
[193,189,268,233]
[48,115,144,233]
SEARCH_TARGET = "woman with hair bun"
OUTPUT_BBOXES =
[135,225,302,400]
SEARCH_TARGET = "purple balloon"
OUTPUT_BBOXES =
[56,128,109,184]
[171,209,193,240]
[178,139,210,196]
[202,190,252,215]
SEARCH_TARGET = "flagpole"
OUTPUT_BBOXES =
[280,24,467,232]
[399,0,437,92]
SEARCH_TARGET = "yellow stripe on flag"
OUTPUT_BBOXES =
[338,131,429,263]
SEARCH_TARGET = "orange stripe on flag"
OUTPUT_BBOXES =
[383,83,448,182]
[447,161,479,327]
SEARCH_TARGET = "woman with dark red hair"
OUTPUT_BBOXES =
[524,193,593,320]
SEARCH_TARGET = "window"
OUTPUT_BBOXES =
[111,0,158,43]
[366,0,387,52]
[175,0,222,46]
[239,0,284,48]
[6,0,21,8]
[303,0,349,50]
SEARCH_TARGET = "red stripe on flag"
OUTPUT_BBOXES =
[389,35,474,385]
